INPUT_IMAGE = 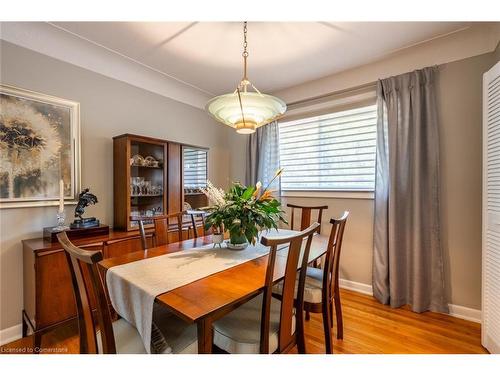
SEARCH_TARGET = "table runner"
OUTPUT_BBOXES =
[106,229,298,353]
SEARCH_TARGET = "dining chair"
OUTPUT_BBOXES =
[212,223,320,354]
[153,211,187,246]
[128,215,150,250]
[186,209,208,238]
[130,212,187,249]
[287,203,328,234]
[57,231,198,354]
[104,218,155,255]
[274,211,349,354]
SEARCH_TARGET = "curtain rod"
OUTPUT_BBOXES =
[286,81,377,107]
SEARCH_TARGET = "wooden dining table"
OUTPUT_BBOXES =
[98,233,329,354]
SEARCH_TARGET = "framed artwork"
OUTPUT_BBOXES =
[0,84,81,208]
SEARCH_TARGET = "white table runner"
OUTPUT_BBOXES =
[106,229,298,353]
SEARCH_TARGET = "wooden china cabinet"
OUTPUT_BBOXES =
[113,134,208,230]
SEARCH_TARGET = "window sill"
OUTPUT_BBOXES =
[280,190,374,200]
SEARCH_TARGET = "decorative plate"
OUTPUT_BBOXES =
[144,155,159,167]
[131,154,145,166]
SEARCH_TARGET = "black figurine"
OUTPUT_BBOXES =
[70,188,100,229]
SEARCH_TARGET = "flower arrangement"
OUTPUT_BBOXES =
[201,169,287,247]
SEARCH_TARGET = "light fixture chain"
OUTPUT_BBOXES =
[243,21,248,58]
[242,21,249,86]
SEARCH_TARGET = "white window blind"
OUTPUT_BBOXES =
[183,148,207,189]
[279,104,377,191]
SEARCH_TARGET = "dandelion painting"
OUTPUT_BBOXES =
[0,85,80,208]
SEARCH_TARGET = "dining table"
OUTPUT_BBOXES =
[98,231,329,354]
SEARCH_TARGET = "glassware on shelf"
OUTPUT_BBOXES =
[151,184,163,195]
[130,177,163,197]
[143,181,152,195]
[129,207,163,227]
[130,177,145,196]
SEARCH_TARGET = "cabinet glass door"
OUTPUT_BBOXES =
[130,140,165,227]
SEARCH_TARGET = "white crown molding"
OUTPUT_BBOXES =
[274,23,500,104]
[0,22,211,109]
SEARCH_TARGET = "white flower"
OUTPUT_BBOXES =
[201,180,226,206]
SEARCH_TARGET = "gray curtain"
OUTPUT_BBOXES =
[373,67,448,313]
[246,121,280,193]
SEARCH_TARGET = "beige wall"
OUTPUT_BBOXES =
[494,40,500,65]
[0,41,233,332]
[437,53,497,309]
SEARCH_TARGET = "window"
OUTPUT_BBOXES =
[279,104,377,192]
[183,147,208,190]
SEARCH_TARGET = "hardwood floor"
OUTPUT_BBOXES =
[0,289,488,354]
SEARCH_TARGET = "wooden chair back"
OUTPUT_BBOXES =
[187,210,207,238]
[128,216,149,250]
[153,211,185,246]
[287,204,328,234]
[260,222,320,353]
[323,212,349,298]
[57,231,116,354]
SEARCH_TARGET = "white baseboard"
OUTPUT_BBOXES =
[448,304,482,323]
[339,278,482,323]
[0,324,22,346]
[339,278,374,295]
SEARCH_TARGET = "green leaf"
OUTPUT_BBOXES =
[241,186,255,200]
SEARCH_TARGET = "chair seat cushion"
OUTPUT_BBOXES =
[213,294,295,354]
[97,318,147,354]
[272,266,324,304]
[97,305,198,354]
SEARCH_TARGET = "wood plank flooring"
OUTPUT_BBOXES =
[0,289,488,354]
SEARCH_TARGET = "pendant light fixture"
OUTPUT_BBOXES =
[206,22,287,134]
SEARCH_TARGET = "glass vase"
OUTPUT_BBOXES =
[227,232,248,250]
[52,210,70,232]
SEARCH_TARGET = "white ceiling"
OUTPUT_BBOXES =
[51,22,471,96]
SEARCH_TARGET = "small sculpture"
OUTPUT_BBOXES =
[70,188,100,229]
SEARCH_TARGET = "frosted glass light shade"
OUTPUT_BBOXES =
[206,92,286,133]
